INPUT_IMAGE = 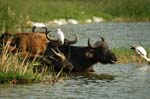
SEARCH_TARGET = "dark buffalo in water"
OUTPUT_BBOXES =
[41,34,79,72]
[44,36,117,72]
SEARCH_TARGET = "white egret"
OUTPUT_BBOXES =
[46,28,64,46]
[56,28,65,45]
[130,45,150,63]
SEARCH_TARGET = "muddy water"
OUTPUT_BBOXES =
[0,22,150,99]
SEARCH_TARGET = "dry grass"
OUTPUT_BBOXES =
[0,42,68,84]
[0,43,44,84]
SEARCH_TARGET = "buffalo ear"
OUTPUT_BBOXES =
[85,50,94,58]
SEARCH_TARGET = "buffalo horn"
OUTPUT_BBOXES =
[32,26,50,33]
[88,38,97,48]
[99,36,104,42]
[32,26,36,32]
[65,34,79,45]
[51,48,66,61]
[46,34,58,41]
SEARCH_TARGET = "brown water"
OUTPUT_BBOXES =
[0,22,150,99]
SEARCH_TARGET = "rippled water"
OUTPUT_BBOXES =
[0,64,150,99]
[0,22,150,99]
[55,22,150,48]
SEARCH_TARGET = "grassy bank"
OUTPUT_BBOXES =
[0,0,150,32]
[0,44,67,84]
[0,45,148,84]
[0,44,41,84]
[112,48,149,64]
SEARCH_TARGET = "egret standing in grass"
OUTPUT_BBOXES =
[130,45,150,64]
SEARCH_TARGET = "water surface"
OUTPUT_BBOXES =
[0,22,150,99]
[55,22,150,48]
[0,64,150,99]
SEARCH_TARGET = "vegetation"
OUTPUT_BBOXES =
[0,0,149,84]
[112,48,149,64]
[0,0,150,32]
[0,43,67,84]
[0,43,40,84]
[0,44,148,84]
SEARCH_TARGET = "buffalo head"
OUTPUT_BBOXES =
[87,36,117,64]
[41,48,73,72]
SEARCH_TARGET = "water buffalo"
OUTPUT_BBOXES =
[44,36,117,72]
[0,31,73,73]
[40,34,79,72]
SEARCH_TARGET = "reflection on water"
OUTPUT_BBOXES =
[0,22,150,99]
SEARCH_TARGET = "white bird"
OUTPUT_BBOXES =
[130,45,150,63]
[56,28,64,45]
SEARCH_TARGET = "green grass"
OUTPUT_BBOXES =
[0,0,150,32]
[102,0,150,21]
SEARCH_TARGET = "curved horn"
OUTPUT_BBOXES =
[99,36,104,42]
[32,26,36,32]
[46,33,58,41]
[32,26,51,34]
[46,33,63,46]
[64,34,79,45]
[51,48,65,60]
[88,38,97,48]
[42,27,51,34]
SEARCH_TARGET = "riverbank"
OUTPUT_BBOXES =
[0,44,68,84]
[0,0,150,32]
[0,46,147,84]
[113,48,149,64]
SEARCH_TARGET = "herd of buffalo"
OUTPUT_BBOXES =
[0,27,117,73]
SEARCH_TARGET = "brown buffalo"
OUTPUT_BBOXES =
[0,31,62,59]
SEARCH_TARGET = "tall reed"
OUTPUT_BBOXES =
[0,42,42,84]
[0,42,68,84]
